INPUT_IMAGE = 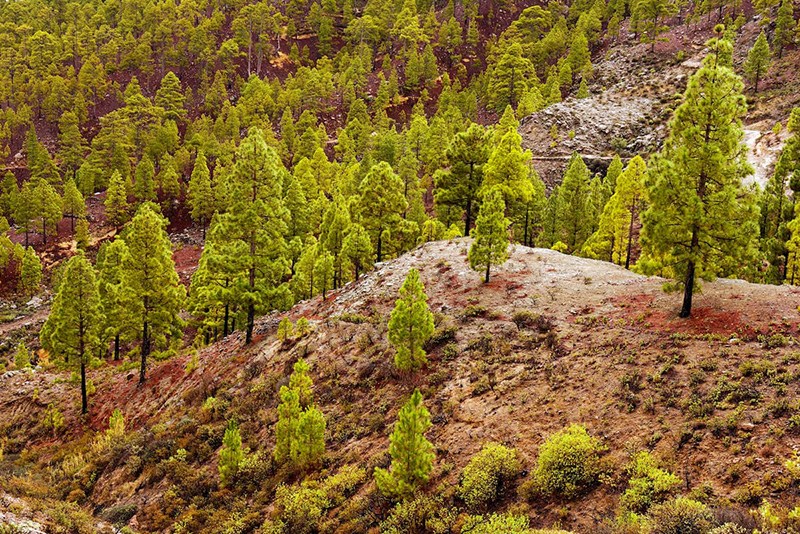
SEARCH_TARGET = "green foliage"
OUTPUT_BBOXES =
[278,317,294,341]
[532,424,604,498]
[19,247,42,297]
[14,343,31,370]
[42,402,64,432]
[459,443,522,509]
[120,204,186,382]
[375,388,435,499]
[620,452,680,513]
[647,498,713,534]
[469,187,510,282]
[641,37,757,318]
[40,251,103,414]
[388,268,435,371]
[265,465,365,534]
[219,420,244,485]
[744,31,770,92]
[274,359,325,468]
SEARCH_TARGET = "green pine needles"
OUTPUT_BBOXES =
[469,187,511,283]
[375,388,434,499]
[388,268,435,372]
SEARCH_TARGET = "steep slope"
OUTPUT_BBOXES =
[2,239,800,533]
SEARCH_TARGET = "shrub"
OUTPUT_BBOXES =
[462,513,537,534]
[532,424,604,499]
[380,495,457,534]
[647,498,713,534]
[512,310,536,330]
[100,503,138,524]
[459,443,521,509]
[270,465,366,534]
[42,403,64,432]
[425,326,457,348]
[619,452,680,513]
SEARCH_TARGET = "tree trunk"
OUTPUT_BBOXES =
[485,262,491,283]
[81,360,88,414]
[223,304,229,337]
[114,333,120,361]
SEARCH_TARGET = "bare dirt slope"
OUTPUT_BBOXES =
[3,239,800,532]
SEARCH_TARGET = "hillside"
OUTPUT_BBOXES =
[3,240,800,533]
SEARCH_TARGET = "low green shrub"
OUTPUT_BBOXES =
[531,424,604,499]
[619,452,680,513]
[647,498,713,534]
[459,443,521,509]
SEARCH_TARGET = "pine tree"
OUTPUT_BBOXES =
[358,161,408,262]
[583,156,648,267]
[274,359,325,468]
[634,0,676,52]
[58,111,87,181]
[434,123,490,236]
[219,128,292,344]
[188,151,215,237]
[774,0,795,58]
[375,388,435,499]
[0,172,18,221]
[342,223,374,280]
[469,187,511,282]
[98,239,129,361]
[219,420,244,485]
[62,178,85,233]
[121,204,186,383]
[75,216,89,251]
[133,155,157,204]
[14,343,31,370]
[557,154,593,252]
[481,129,533,205]
[313,250,335,299]
[488,42,537,111]
[388,268,435,371]
[785,210,800,285]
[29,176,63,245]
[641,37,758,318]
[155,71,186,122]
[40,251,103,414]
[744,31,770,93]
[19,246,42,297]
[105,170,130,230]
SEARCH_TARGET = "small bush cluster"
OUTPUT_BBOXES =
[619,452,680,513]
[459,443,521,509]
[529,425,604,499]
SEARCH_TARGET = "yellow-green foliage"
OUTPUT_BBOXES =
[647,498,712,534]
[42,403,64,431]
[277,317,294,341]
[532,424,604,499]
[620,451,680,513]
[262,465,365,534]
[380,495,458,534]
[459,443,521,509]
[462,512,542,533]
[14,343,30,370]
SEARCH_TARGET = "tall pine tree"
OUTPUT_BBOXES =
[641,36,758,317]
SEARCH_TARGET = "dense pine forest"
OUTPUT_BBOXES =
[2,0,800,531]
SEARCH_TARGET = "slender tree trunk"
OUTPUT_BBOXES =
[81,360,88,414]
[625,204,636,269]
[114,333,120,361]
[485,262,491,283]
[224,304,230,337]
[139,298,149,384]
[465,198,472,236]
[377,232,383,263]
[680,229,699,318]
